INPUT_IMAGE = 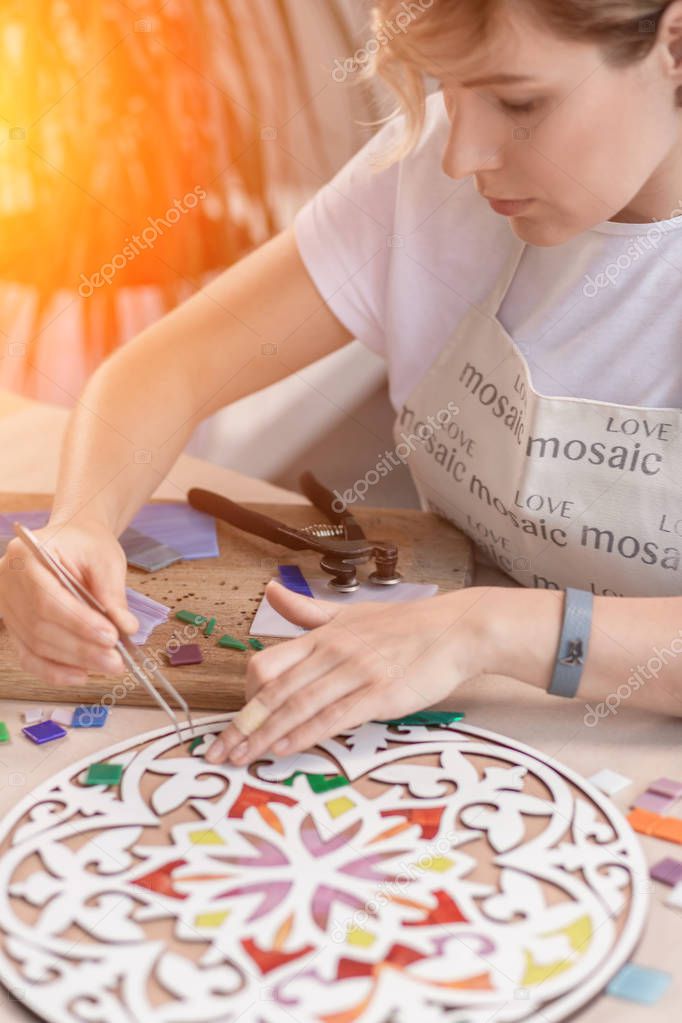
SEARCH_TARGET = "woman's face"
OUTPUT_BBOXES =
[434,3,682,246]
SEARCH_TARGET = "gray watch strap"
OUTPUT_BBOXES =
[548,587,594,698]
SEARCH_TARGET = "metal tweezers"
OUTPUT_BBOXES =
[13,523,195,742]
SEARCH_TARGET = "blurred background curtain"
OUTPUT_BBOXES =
[0,0,419,507]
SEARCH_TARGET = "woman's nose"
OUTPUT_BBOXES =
[440,93,505,181]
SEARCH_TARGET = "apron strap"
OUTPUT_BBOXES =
[487,237,528,318]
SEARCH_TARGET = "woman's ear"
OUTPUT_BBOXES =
[659,0,682,103]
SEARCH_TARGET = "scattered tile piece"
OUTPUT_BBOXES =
[633,791,676,814]
[281,771,305,787]
[652,816,682,845]
[346,926,376,948]
[627,808,660,836]
[50,707,74,728]
[23,708,44,725]
[190,734,217,757]
[606,963,672,1006]
[381,711,465,727]
[648,777,682,799]
[195,911,229,928]
[588,768,632,796]
[168,643,203,667]
[307,773,350,793]
[326,795,355,818]
[0,722,9,744]
[175,610,206,626]
[218,634,247,651]
[189,829,224,845]
[84,763,123,787]
[23,720,67,745]
[248,638,265,651]
[278,564,314,597]
[650,857,682,886]
[282,771,340,790]
[72,706,109,728]
[203,617,216,637]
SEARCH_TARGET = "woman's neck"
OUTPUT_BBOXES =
[610,139,682,225]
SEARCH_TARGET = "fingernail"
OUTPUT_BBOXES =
[205,739,225,763]
[231,741,248,762]
[97,629,116,646]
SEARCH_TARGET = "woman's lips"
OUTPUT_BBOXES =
[487,197,533,216]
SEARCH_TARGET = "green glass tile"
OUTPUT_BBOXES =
[281,771,304,787]
[217,634,247,651]
[379,711,465,727]
[84,762,123,787]
[175,610,207,626]
[306,773,350,793]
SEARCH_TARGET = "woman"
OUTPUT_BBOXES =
[2,0,682,766]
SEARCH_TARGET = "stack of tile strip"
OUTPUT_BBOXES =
[126,589,170,644]
[0,501,218,566]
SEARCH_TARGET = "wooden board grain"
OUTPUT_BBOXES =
[0,495,474,710]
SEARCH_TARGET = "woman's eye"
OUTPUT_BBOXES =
[500,99,540,114]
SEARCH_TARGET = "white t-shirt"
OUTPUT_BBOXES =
[293,90,682,414]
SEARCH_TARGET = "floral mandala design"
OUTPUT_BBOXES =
[0,716,647,1023]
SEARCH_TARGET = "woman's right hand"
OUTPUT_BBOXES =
[0,520,139,687]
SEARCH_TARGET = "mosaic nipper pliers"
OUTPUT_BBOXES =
[187,472,401,592]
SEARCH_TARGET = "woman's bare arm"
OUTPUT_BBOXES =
[50,224,354,534]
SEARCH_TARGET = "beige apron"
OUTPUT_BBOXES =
[394,238,682,597]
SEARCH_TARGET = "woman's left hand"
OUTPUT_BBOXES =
[205,579,489,765]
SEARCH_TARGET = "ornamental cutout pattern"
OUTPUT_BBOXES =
[0,715,647,1022]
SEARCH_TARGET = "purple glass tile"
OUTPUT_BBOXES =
[633,790,676,813]
[5,511,50,531]
[0,512,50,556]
[23,720,67,745]
[119,527,182,571]
[126,588,170,645]
[129,503,218,560]
[648,777,682,799]
[72,705,109,728]
[168,643,203,666]
[650,857,682,886]
[1,503,217,565]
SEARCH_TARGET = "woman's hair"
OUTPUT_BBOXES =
[368,1,675,164]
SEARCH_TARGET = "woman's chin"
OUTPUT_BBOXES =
[508,212,577,248]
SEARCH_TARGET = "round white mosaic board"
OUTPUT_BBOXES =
[0,715,648,1022]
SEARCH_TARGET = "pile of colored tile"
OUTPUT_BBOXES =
[627,777,682,844]
[168,609,263,666]
[20,705,109,745]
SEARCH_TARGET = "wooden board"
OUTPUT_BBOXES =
[0,495,474,710]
